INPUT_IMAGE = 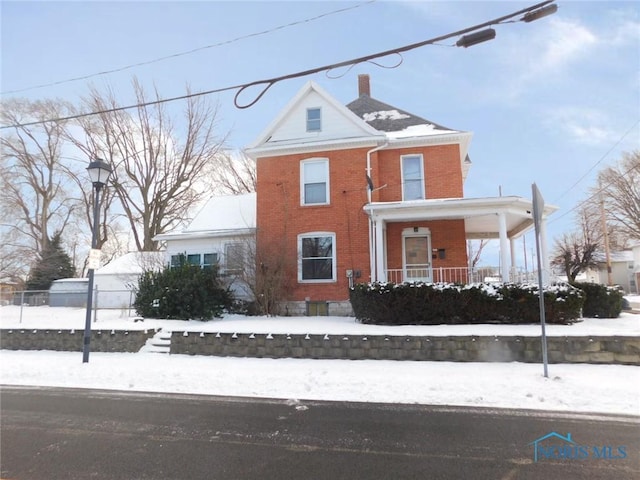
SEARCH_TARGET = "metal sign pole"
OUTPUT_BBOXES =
[532,183,549,378]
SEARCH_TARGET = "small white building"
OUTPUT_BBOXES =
[153,193,256,300]
[93,251,165,308]
[632,243,640,295]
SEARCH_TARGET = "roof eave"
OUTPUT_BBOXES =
[154,228,256,242]
[246,136,387,158]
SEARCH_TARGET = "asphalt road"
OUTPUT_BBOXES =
[1,386,638,480]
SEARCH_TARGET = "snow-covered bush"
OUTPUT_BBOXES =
[572,282,624,318]
[349,282,584,325]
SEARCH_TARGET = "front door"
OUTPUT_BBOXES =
[403,235,432,282]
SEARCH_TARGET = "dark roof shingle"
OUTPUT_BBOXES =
[346,95,456,133]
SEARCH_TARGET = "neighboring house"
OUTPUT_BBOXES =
[49,251,164,308]
[0,277,19,306]
[634,243,640,295]
[153,193,256,300]
[583,250,637,294]
[245,75,558,315]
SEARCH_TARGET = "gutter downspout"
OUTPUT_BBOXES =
[366,141,388,282]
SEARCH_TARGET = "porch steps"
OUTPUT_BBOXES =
[139,329,171,354]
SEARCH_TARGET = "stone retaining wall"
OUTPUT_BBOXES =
[0,329,156,353]
[170,332,640,365]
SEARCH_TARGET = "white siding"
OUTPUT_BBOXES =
[269,92,366,143]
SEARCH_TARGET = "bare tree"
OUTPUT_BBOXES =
[0,227,30,280]
[230,233,294,315]
[71,79,227,251]
[466,239,489,269]
[211,151,256,195]
[551,206,600,283]
[596,150,640,242]
[0,98,79,273]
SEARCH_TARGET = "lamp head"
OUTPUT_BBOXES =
[87,159,112,187]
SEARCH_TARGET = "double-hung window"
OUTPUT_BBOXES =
[187,254,201,266]
[299,233,336,282]
[301,158,329,205]
[401,154,425,200]
[170,253,217,269]
[170,254,182,268]
[203,253,218,270]
[306,107,321,132]
[224,243,244,274]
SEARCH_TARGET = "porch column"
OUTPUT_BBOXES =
[540,216,550,285]
[375,219,386,282]
[369,217,376,282]
[498,212,509,282]
[509,237,517,281]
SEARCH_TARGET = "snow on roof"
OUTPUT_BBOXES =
[185,192,256,232]
[51,278,88,283]
[386,124,458,139]
[95,251,165,275]
[362,110,410,122]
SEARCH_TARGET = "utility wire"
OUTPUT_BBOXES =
[0,0,555,130]
[547,122,640,226]
[551,120,640,203]
[1,1,378,95]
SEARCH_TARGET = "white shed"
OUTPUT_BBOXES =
[93,251,165,308]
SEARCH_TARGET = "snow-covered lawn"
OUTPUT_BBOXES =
[1,305,639,416]
[2,304,639,337]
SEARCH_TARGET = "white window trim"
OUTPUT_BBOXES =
[298,232,337,283]
[170,252,218,269]
[401,154,425,201]
[300,158,330,206]
[223,242,244,274]
[306,107,322,132]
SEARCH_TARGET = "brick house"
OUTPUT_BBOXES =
[246,75,557,315]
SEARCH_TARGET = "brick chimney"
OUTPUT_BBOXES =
[358,74,370,97]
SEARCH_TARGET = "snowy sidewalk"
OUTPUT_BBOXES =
[1,350,638,417]
[1,305,639,416]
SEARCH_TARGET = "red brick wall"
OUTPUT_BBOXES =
[256,143,467,302]
[377,144,464,201]
[385,220,468,270]
[257,147,371,301]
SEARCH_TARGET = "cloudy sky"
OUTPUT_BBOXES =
[2,0,638,265]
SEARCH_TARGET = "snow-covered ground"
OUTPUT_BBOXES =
[1,304,639,416]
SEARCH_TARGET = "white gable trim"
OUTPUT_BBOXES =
[247,136,384,158]
[246,81,380,150]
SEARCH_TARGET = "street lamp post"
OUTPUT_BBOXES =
[83,159,112,363]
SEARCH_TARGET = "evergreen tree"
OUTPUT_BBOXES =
[134,256,232,320]
[26,231,75,290]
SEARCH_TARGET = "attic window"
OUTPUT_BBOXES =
[306,107,321,132]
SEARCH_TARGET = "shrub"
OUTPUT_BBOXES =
[134,260,232,320]
[573,282,624,318]
[349,282,584,325]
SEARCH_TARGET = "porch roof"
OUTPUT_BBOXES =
[363,196,559,240]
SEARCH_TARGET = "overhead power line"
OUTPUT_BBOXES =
[547,120,640,226]
[552,120,640,204]
[1,0,378,95]
[0,0,556,130]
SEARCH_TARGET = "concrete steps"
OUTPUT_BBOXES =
[139,329,171,354]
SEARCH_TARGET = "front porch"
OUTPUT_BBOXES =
[385,266,539,284]
[364,196,558,285]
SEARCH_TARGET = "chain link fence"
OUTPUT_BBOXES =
[1,288,137,310]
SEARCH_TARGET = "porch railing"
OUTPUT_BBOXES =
[385,267,541,284]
